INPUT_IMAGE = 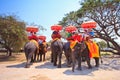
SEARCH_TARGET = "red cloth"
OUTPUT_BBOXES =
[72,34,82,42]
[51,33,61,40]
[28,34,38,41]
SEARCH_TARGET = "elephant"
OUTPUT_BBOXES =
[37,43,48,61]
[71,41,100,72]
[51,39,63,68]
[24,41,38,68]
[63,42,72,67]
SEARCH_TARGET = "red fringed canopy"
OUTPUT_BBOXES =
[51,25,62,31]
[65,26,77,32]
[38,35,46,41]
[26,26,38,32]
[81,21,97,28]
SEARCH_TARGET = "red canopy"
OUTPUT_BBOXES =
[81,21,97,28]
[65,26,77,32]
[26,26,38,32]
[38,35,46,41]
[51,25,62,31]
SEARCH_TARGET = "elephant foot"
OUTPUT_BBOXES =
[25,64,30,68]
[88,66,92,69]
[53,63,57,66]
[38,60,41,62]
[30,60,34,63]
[30,63,33,65]
[77,67,82,71]
[57,65,61,68]
[40,59,42,62]
[95,64,99,67]
[51,60,53,63]
[72,68,75,72]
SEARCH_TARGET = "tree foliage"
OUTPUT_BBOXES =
[97,40,107,50]
[59,0,120,55]
[59,11,79,27]
[77,0,120,54]
[0,15,28,56]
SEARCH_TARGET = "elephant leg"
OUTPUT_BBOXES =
[33,53,37,62]
[25,52,33,68]
[94,57,99,67]
[68,50,72,67]
[82,56,86,62]
[31,55,34,63]
[51,52,54,63]
[71,52,76,72]
[77,56,82,70]
[43,53,46,61]
[67,56,72,67]
[58,52,62,68]
[53,52,57,66]
[37,53,40,61]
[86,57,92,69]
[40,53,42,61]
[64,52,70,67]
[25,53,29,68]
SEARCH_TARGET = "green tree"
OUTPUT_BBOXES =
[97,40,107,50]
[59,0,120,55]
[0,15,28,56]
[59,11,79,27]
[77,0,120,55]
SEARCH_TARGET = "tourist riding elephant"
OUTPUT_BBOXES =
[24,40,39,68]
[51,39,63,68]
[71,41,101,72]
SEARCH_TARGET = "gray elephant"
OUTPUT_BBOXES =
[24,41,38,68]
[51,39,63,68]
[63,42,72,67]
[71,41,100,72]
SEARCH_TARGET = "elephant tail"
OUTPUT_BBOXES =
[100,53,103,64]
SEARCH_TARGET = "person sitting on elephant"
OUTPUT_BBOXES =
[72,32,82,42]
[51,30,61,41]
[28,32,39,54]
[28,32,38,41]
[66,32,79,50]
[38,38,43,45]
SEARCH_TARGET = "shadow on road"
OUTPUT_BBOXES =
[63,66,99,76]
[6,62,26,68]
[35,62,58,69]
[35,61,69,69]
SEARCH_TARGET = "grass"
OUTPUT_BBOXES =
[0,52,26,63]
[0,51,52,63]
[101,52,113,55]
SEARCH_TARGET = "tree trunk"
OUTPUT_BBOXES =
[8,51,12,56]
[7,48,12,56]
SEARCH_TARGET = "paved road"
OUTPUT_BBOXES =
[0,58,120,80]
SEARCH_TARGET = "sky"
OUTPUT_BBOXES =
[0,0,81,42]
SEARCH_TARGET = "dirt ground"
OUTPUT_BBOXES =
[0,52,120,80]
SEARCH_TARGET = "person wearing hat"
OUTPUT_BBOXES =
[51,30,61,41]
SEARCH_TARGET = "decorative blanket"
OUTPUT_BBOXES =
[30,39,39,52]
[85,41,99,58]
[70,40,77,49]
[52,38,60,41]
